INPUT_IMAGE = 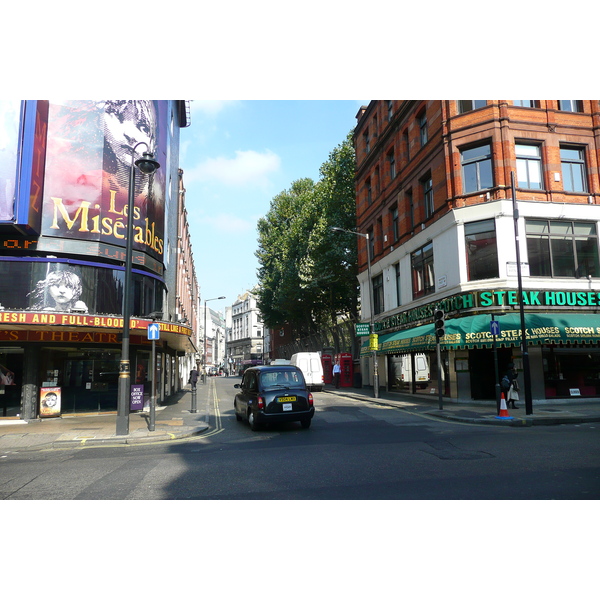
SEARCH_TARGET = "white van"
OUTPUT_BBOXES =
[290,352,324,391]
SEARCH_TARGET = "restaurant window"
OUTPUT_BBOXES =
[465,219,499,281]
[526,219,599,278]
[395,262,401,307]
[411,242,434,299]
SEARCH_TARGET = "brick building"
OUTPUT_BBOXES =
[354,100,600,404]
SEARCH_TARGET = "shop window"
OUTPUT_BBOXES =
[465,219,499,281]
[461,142,493,193]
[543,348,600,398]
[411,242,434,299]
[526,219,600,278]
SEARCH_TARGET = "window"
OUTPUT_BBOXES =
[391,206,399,242]
[465,219,499,281]
[514,101,539,108]
[411,242,434,299]
[372,273,384,315]
[403,129,410,162]
[366,177,372,205]
[387,148,396,180]
[516,143,543,189]
[458,100,486,113]
[368,228,374,261]
[419,110,428,146]
[422,175,434,219]
[407,188,414,230]
[558,100,583,112]
[387,101,394,121]
[560,145,587,192]
[461,143,493,193]
[364,128,370,153]
[526,220,599,278]
[395,262,401,307]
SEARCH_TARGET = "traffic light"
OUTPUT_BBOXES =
[434,308,445,339]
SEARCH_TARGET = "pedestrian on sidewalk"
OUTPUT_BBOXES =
[333,359,341,389]
[503,363,519,409]
[189,367,199,390]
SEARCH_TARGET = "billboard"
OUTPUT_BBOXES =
[0,259,163,316]
[40,101,168,263]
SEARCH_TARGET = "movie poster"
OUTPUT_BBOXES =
[40,101,168,262]
[40,386,61,418]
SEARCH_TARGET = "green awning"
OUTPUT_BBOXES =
[361,312,600,355]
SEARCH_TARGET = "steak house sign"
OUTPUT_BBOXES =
[375,289,600,333]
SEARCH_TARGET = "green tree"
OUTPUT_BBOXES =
[256,131,358,336]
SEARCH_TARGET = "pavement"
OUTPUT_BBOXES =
[1,378,600,453]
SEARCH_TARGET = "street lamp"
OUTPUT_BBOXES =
[511,171,533,415]
[203,296,226,378]
[116,142,160,436]
[331,227,379,398]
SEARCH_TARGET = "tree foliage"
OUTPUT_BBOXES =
[255,131,358,336]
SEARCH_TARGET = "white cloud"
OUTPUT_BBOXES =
[188,149,281,187]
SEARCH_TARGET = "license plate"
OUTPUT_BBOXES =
[282,403,293,411]
[277,396,296,402]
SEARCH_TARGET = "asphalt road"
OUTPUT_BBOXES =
[1,376,599,500]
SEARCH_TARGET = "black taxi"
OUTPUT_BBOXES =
[234,365,315,430]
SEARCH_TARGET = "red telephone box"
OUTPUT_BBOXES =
[335,353,353,387]
[322,354,333,384]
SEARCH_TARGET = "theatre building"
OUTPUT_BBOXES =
[0,100,197,420]
[354,100,600,404]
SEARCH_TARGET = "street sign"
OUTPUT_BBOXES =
[490,320,500,336]
[356,323,370,336]
[147,323,160,340]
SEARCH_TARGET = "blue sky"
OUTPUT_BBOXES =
[179,100,366,316]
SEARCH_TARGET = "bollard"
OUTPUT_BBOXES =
[190,385,197,413]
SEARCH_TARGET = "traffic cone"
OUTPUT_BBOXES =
[496,393,512,419]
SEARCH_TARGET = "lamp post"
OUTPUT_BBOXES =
[511,171,533,415]
[116,142,160,436]
[203,296,225,381]
[331,227,379,398]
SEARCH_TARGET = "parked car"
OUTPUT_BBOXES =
[290,352,324,391]
[234,365,315,430]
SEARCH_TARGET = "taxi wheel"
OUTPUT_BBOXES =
[248,411,260,431]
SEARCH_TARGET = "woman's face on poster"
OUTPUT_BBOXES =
[104,101,157,169]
